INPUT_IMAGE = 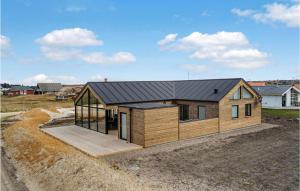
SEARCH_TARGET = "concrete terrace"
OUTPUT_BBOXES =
[41,125,142,157]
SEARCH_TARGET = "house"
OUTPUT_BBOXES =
[7,85,34,96]
[74,78,261,147]
[35,83,62,94]
[293,83,300,91]
[0,83,11,95]
[57,85,84,99]
[248,81,266,86]
[253,85,300,108]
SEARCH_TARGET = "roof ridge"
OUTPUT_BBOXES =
[87,78,242,84]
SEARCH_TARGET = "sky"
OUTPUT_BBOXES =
[1,0,299,85]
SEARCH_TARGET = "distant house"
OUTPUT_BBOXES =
[293,83,300,91]
[7,85,34,96]
[248,81,266,86]
[0,83,11,95]
[253,85,300,108]
[35,83,62,94]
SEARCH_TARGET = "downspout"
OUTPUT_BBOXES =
[129,108,132,143]
[218,101,220,133]
[74,99,76,125]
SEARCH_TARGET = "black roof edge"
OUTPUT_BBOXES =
[106,99,218,106]
[119,104,178,110]
[86,78,243,84]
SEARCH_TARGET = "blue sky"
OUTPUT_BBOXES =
[1,0,299,85]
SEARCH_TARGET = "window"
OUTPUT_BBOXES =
[231,87,241,100]
[232,105,239,118]
[291,88,299,106]
[198,106,206,120]
[241,86,253,99]
[179,104,189,121]
[245,104,252,116]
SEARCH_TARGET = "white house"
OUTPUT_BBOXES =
[253,85,300,108]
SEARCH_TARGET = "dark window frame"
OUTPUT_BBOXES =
[179,104,189,121]
[245,104,252,116]
[232,105,239,119]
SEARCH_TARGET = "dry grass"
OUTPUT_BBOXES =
[3,108,74,169]
[3,109,156,191]
[1,95,74,112]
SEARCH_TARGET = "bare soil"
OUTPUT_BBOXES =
[1,108,299,191]
[106,120,299,191]
[1,109,158,191]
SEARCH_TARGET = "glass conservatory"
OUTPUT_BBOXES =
[75,88,118,134]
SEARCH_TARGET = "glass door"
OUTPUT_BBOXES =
[120,113,127,140]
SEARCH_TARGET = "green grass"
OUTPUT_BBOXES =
[262,108,300,119]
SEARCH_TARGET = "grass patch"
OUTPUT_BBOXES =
[1,95,74,112]
[262,108,300,119]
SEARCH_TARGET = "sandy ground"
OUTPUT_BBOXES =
[106,121,299,191]
[1,149,29,191]
[1,108,299,191]
[1,109,160,191]
[0,112,23,122]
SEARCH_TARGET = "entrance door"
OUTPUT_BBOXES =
[120,113,127,140]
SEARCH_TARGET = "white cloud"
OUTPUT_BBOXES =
[22,74,78,85]
[232,2,300,28]
[180,31,248,48]
[157,33,177,46]
[182,64,208,72]
[36,28,102,47]
[231,8,256,17]
[90,75,106,81]
[1,35,10,58]
[158,31,268,69]
[40,46,81,61]
[36,28,136,65]
[79,51,136,64]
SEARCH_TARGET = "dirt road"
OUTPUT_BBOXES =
[1,149,29,191]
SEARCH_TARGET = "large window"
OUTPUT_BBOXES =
[179,104,189,121]
[231,87,241,100]
[232,105,239,119]
[245,104,252,116]
[75,88,107,133]
[198,106,206,120]
[242,87,253,99]
[231,86,254,100]
[291,88,299,106]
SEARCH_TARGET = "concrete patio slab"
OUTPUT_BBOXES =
[41,125,142,157]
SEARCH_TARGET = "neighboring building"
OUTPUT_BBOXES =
[57,85,84,99]
[35,83,62,94]
[7,85,34,96]
[253,85,300,108]
[0,83,11,95]
[293,83,300,91]
[74,78,261,147]
[248,81,266,86]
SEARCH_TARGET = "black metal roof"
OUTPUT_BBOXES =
[10,85,34,91]
[119,103,177,109]
[252,85,291,96]
[36,83,62,92]
[87,78,242,105]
